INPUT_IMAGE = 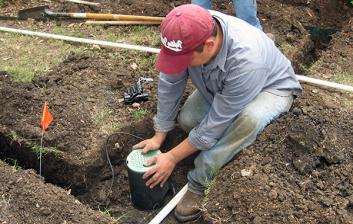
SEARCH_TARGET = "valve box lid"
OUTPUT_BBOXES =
[126,149,160,173]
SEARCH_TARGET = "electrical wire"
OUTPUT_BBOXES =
[104,132,144,191]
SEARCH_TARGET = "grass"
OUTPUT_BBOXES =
[300,59,353,86]
[93,107,113,125]
[131,109,147,118]
[93,107,120,134]
[7,131,63,157]
[0,23,159,83]
[330,71,353,86]
[279,42,295,54]
[51,27,85,38]
[31,145,64,157]
[0,33,84,83]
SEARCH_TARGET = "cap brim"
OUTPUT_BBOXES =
[155,47,193,75]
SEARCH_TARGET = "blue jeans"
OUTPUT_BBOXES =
[191,0,263,30]
[178,91,293,194]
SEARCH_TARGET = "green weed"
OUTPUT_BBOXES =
[8,131,18,142]
[10,159,20,171]
[203,168,219,200]
[98,205,112,217]
[131,109,147,118]
[4,158,20,171]
[31,145,64,157]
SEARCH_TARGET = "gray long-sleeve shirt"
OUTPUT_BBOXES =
[153,10,302,151]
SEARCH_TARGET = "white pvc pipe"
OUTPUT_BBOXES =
[148,184,188,224]
[0,26,160,54]
[1,26,352,93]
[64,0,101,7]
[296,75,353,92]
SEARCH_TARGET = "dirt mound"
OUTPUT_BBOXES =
[204,86,353,223]
[0,161,115,223]
[258,0,353,71]
[309,17,353,81]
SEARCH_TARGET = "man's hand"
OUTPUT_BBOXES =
[133,132,167,154]
[143,152,176,188]
[139,138,199,189]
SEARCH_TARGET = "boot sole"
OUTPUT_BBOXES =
[174,210,201,223]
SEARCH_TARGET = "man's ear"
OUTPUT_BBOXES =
[204,38,216,51]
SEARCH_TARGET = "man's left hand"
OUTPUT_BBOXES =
[143,152,176,188]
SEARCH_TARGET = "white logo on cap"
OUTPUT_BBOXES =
[161,36,183,52]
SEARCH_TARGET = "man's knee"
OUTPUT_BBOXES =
[232,113,263,138]
[177,110,196,133]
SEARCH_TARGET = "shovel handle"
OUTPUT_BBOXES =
[85,20,161,25]
[65,13,164,22]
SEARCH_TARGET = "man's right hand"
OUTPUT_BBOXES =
[133,132,167,154]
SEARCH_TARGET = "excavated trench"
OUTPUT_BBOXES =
[0,130,113,195]
[0,116,189,220]
[0,119,150,192]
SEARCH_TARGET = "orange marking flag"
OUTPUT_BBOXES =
[41,102,53,131]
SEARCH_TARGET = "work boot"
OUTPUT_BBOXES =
[174,190,203,222]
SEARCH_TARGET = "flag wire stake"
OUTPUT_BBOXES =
[40,130,44,178]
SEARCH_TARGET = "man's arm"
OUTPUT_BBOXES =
[153,72,189,133]
[134,71,188,154]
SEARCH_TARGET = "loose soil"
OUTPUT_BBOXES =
[204,86,353,223]
[0,161,114,224]
[0,0,352,223]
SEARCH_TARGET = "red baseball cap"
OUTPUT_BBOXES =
[155,4,215,75]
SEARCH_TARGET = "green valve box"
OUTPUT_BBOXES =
[126,148,160,173]
[126,149,171,210]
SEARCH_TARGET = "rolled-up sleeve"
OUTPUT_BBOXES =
[153,71,188,132]
[188,68,268,150]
